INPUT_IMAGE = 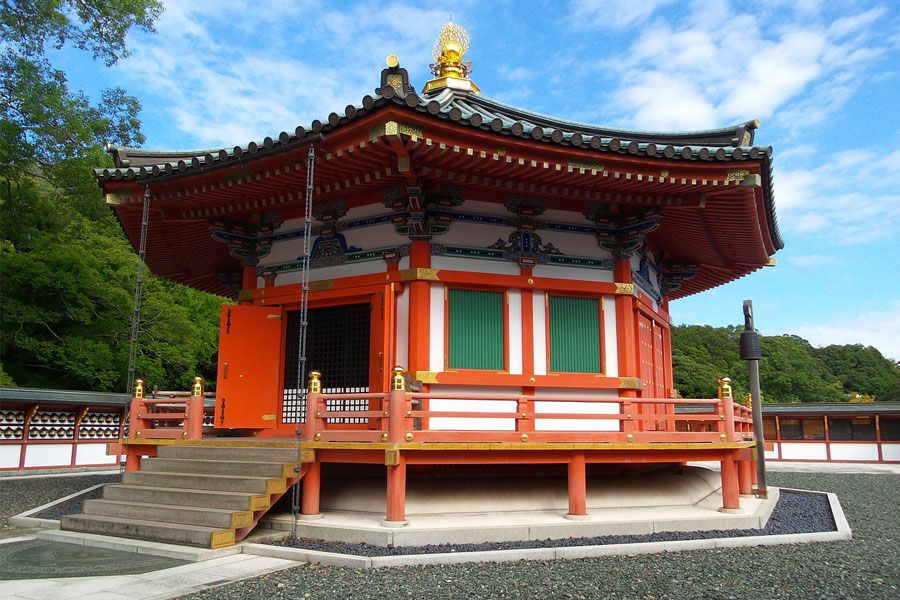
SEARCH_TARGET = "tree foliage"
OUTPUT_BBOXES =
[1,0,224,393]
[672,325,900,403]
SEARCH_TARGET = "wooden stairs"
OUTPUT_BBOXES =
[61,443,308,549]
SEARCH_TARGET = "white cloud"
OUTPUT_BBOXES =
[786,301,900,361]
[776,149,900,241]
[118,0,462,147]
[582,1,891,134]
[789,254,842,267]
[569,0,677,29]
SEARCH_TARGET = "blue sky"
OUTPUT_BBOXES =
[55,0,900,359]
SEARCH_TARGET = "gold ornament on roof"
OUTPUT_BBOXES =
[423,20,479,94]
[431,21,471,78]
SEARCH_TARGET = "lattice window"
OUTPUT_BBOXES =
[548,295,601,373]
[447,288,504,370]
[282,303,371,424]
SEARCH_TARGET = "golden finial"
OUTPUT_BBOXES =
[423,20,479,94]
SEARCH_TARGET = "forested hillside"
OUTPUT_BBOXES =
[0,1,223,393]
[672,325,900,403]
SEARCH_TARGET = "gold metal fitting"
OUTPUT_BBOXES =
[717,376,733,400]
[384,411,389,417]
[391,366,406,391]
[405,432,413,441]
[191,376,204,397]
[315,412,321,418]
[135,431,141,437]
[381,432,389,441]
[720,434,727,441]
[386,54,399,68]
[181,431,187,438]
[521,413,527,418]
[314,432,321,441]
[626,434,633,441]
[406,411,412,416]
[529,377,535,383]
[527,278,534,284]
[626,414,632,419]
[744,392,752,409]
[521,434,528,442]
[134,379,144,399]
[309,371,322,394]
[720,414,726,420]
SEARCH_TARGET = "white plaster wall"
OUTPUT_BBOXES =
[829,443,879,462]
[427,385,517,431]
[603,296,618,377]
[508,289,523,375]
[434,221,512,249]
[881,444,900,461]
[275,259,388,286]
[531,264,615,282]
[395,287,409,369]
[533,387,619,431]
[780,443,828,460]
[765,447,780,460]
[533,291,547,376]
[23,443,72,468]
[431,255,520,276]
[398,256,410,270]
[75,443,117,466]
[0,444,21,469]
[429,284,445,372]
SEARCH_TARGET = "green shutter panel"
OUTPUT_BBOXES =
[448,289,504,370]
[549,296,601,373]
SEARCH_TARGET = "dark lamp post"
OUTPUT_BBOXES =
[741,300,768,498]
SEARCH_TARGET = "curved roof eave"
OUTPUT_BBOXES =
[97,85,783,251]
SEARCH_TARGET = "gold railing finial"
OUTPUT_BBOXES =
[718,376,733,400]
[134,379,144,399]
[191,376,204,397]
[744,392,752,409]
[309,371,322,394]
[391,366,406,391]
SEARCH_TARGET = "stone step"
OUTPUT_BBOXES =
[83,499,252,530]
[60,513,234,549]
[156,444,301,463]
[141,457,293,478]
[122,471,285,495]
[102,484,270,511]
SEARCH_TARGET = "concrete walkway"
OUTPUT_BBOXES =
[0,461,892,599]
[0,541,301,600]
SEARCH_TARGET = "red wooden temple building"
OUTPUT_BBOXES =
[63,22,783,548]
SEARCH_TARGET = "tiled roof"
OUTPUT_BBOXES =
[95,73,783,250]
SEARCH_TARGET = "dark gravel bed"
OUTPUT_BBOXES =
[177,472,900,600]
[0,473,119,531]
[268,490,833,556]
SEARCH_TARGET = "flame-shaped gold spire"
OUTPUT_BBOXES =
[423,21,479,94]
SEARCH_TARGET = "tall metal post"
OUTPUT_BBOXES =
[740,300,768,498]
[125,186,151,392]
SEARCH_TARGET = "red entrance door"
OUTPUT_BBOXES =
[215,305,283,429]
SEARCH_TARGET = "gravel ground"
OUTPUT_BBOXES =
[176,472,900,600]
[0,473,119,531]
[269,490,833,556]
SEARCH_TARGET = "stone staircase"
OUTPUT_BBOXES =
[61,443,305,549]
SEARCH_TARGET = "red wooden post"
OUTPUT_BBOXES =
[385,458,407,525]
[186,376,204,439]
[738,458,753,495]
[384,366,408,526]
[125,379,146,471]
[304,371,322,441]
[300,459,322,518]
[719,377,736,442]
[720,456,740,510]
[565,450,588,519]
[388,367,406,443]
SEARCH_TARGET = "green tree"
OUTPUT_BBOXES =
[816,344,900,401]
[1,0,225,393]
